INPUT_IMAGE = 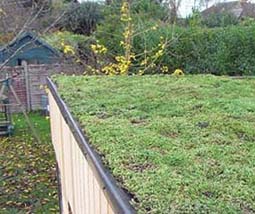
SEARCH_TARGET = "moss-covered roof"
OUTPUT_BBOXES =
[55,75,255,214]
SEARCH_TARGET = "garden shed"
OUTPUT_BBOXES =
[0,31,59,66]
[0,32,68,112]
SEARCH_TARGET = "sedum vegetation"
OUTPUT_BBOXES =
[55,75,255,214]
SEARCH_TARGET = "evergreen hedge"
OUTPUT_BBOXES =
[137,25,255,75]
[100,24,255,76]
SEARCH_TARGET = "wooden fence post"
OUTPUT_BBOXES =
[22,60,31,111]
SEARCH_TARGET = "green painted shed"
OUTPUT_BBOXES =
[0,32,59,66]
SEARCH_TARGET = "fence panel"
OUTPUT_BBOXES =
[48,91,116,214]
[1,63,84,112]
[48,78,135,214]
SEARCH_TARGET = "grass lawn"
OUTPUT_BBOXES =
[55,75,255,214]
[0,113,59,213]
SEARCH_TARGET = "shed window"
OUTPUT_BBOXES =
[17,59,23,66]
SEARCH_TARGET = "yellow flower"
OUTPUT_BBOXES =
[138,70,144,75]
[91,44,107,54]
[155,50,163,58]
[120,2,131,22]
[63,45,75,55]
[151,25,158,31]
[172,69,184,76]
[141,59,148,66]
[161,66,169,73]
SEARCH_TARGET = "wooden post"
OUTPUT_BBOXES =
[22,60,31,111]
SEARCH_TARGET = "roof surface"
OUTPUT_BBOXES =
[0,31,58,55]
[0,31,59,66]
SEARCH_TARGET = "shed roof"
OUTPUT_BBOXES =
[0,31,59,55]
[0,31,60,66]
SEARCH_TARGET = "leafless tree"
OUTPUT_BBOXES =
[164,0,182,23]
[0,0,69,71]
[198,0,226,9]
[200,0,214,8]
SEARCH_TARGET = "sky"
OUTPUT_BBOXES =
[78,0,255,17]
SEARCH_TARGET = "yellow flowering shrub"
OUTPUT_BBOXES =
[88,0,170,76]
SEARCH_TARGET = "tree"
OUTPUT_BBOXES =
[90,0,173,75]
[61,2,103,35]
[200,0,211,9]
[0,0,67,69]
[164,0,182,23]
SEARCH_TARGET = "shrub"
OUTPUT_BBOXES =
[97,23,255,75]
[44,31,95,63]
[168,26,255,75]
[61,2,103,36]
[202,12,239,28]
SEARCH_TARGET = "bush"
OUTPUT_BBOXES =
[97,23,255,75]
[161,25,255,75]
[61,2,103,35]
[44,31,95,63]
[202,12,239,28]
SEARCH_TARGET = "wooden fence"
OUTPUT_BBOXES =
[1,63,83,112]
[47,78,135,214]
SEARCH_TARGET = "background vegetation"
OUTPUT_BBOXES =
[42,0,255,76]
[2,0,255,75]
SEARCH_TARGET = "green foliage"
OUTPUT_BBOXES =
[44,31,95,62]
[186,9,203,27]
[96,13,123,56]
[55,75,255,214]
[94,1,255,76]
[44,31,90,51]
[0,113,58,213]
[54,2,255,76]
[131,0,168,21]
[202,12,239,28]
[123,24,255,75]
[97,18,255,75]
[62,2,103,35]
[240,17,255,26]
[163,25,255,75]
[96,0,166,55]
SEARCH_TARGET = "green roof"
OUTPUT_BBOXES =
[55,75,255,213]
